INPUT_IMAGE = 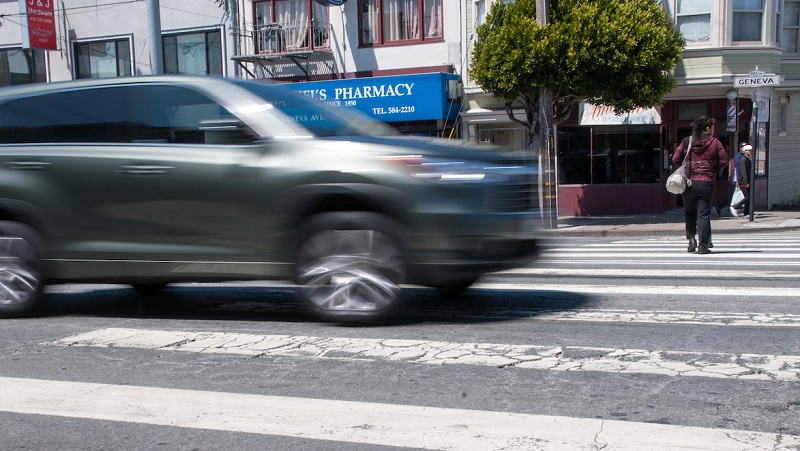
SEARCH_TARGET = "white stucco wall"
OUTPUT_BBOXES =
[0,0,234,81]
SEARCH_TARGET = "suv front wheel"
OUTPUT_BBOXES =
[0,221,44,317]
[295,212,406,323]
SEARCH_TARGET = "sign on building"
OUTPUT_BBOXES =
[18,0,58,51]
[579,104,661,126]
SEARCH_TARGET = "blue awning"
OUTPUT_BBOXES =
[284,73,461,122]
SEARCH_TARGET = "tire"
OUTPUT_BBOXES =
[0,221,45,318]
[294,213,406,323]
[131,283,168,294]
[435,276,479,297]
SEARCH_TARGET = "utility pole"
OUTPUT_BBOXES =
[536,0,556,228]
[147,0,163,74]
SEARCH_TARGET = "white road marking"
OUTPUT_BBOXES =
[431,308,800,328]
[0,377,797,451]
[500,267,798,278]
[541,251,800,259]
[468,283,798,297]
[48,328,800,382]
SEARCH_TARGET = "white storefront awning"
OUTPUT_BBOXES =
[579,103,661,126]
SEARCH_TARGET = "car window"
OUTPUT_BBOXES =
[231,80,398,138]
[0,84,260,145]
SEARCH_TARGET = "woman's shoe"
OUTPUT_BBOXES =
[688,237,697,253]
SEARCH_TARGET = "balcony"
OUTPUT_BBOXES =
[233,20,335,79]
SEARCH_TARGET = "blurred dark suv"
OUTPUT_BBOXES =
[0,75,540,322]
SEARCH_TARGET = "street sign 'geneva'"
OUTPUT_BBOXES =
[733,68,782,88]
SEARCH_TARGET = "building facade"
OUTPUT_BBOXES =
[0,0,464,135]
[463,0,800,216]
[4,1,800,217]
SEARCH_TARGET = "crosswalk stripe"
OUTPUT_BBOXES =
[500,268,797,278]
[47,328,800,382]
[1,376,797,450]
[534,259,800,266]
[541,251,800,258]
[468,283,797,296]
[423,308,800,328]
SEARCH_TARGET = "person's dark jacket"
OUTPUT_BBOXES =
[736,153,752,186]
[672,135,729,183]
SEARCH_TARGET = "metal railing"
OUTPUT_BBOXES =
[249,21,331,55]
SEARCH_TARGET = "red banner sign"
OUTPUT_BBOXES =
[20,0,58,50]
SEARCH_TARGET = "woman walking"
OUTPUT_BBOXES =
[672,116,729,254]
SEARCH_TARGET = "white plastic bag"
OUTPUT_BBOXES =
[731,186,745,207]
[666,164,687,194]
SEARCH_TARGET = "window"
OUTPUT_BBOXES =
[0,48,46,86]
[779,96,789,135]
[360,0,443,45]
[254,0,329,53]
[783,0,800,52]
[163,30,223,75]
[676,0,711,43]
[557,126,661,185]
[75,39,132,79]
[733,0,764,42]
[0,85,258,145]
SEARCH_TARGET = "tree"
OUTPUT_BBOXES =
[471,0,684,156]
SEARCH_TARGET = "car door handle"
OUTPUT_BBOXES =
[6,161,51,171]
[117,165,175,175]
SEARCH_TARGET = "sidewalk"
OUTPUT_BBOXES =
[547,208,800,237]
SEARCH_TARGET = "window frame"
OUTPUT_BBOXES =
[782,0,800,53]
[252,0,329,53]
[675,0,712,44]
[358,0,444,47]
[162,28,224,76]
[74,37,133,79]
[0,47,46,87]
[732,0,765,43]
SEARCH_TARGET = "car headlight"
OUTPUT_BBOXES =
[378,155,487,182]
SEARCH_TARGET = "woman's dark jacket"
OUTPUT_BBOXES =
[672,135,729,183]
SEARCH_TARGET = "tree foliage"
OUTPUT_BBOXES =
[471,0,684,149]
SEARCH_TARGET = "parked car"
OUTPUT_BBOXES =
[0,75,540,322]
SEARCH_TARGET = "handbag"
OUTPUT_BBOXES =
[666,137,691,194]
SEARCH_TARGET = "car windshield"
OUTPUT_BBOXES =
[231,79,398,138]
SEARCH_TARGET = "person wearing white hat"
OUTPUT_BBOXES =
[731,143,752,217]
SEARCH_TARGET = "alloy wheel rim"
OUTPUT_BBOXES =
[297,230,404,312]
[0,236,41,306]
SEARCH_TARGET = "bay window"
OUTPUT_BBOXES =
[783,0,800,52]
[676,0,711,43]
[733,0,764,42]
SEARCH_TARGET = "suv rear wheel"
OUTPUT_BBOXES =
[295,213,406,322]
[0,222,44,317]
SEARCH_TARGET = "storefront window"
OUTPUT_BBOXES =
[557,125,661,185]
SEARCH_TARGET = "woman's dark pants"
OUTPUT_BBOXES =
[681,181,714,249]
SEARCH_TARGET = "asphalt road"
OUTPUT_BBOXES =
[1,232,799,450]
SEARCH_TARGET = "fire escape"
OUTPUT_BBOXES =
[232,19,337,80]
